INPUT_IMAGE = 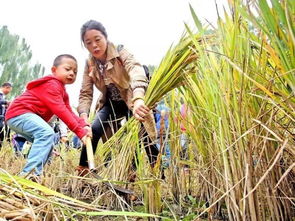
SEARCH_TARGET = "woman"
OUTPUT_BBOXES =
[76,20,159,174]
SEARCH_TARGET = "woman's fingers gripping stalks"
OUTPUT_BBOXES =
[133,99,150,122]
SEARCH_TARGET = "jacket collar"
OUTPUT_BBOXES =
[105,42,120,61]
[88,42,120,73]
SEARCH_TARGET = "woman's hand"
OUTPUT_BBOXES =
[133,98,150,122]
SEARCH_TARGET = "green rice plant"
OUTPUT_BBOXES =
[94,1,294,219]
[172,0,295,220]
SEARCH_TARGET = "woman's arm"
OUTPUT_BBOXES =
[118,47,152,121]
[118,47,148,98]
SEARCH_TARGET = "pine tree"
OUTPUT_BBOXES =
[0,26,45,98]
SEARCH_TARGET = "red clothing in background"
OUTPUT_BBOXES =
[180,104,187,132]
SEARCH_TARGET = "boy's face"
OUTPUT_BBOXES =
[51,57,77,84]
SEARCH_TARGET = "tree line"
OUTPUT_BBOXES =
[0,26,44,98]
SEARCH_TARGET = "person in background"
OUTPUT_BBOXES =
[12,133,27,156]
[50,116,69,145]
[5,54,92,178]
[71,134,82,149]
[0,82,12,147]
[69,109,82,149]
[179,102,191,172]
[76,20,159,174]
[154,101,170,167]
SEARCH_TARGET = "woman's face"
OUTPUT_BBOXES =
[83,29,107,61]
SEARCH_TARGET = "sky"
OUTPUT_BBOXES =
[0,0,228,107]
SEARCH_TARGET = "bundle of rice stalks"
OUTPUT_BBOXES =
[98,35,198,179]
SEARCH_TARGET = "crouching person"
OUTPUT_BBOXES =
[5,54,92,178]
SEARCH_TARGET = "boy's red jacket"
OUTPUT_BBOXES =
[5,75,88,139]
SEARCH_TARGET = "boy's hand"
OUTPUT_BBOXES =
[133,99,150,122]
[84,125,92,138]
[81,136,88,145]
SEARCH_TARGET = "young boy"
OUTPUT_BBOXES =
[5,54,91,177]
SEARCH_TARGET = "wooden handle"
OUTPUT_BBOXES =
[85,137,95,170]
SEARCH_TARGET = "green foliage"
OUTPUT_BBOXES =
[0,26,45,98]
[147,64,156,75]
[179,0,295,220]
